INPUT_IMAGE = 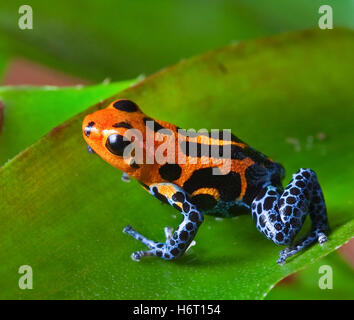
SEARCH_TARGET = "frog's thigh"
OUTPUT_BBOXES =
[251,168,328,264]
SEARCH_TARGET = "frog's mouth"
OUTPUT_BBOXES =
[87,145,96,154]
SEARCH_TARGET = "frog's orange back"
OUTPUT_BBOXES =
[83,99,282,205]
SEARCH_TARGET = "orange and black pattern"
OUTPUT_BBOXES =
[82,99,329,263]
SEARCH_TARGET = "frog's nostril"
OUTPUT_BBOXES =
[84,121,95,137]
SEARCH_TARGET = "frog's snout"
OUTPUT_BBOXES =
[83,120,97,154]
[84,121,95,138]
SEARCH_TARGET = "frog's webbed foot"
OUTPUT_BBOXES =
[277,230,328,264]
[122,183,203,261]
[277,233,328,265]
[123,225,155,261]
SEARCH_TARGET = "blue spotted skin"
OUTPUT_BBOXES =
[124,169,328,264]
[251,168,328,264]
[123,183,203,261]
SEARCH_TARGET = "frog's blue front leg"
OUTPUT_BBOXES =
[251,168,329,264]
[123,183,203,261]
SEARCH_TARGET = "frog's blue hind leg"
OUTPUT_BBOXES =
[251,168,329,264]
[123,183,203,261]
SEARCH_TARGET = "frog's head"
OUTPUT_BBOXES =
[82,99,146,177]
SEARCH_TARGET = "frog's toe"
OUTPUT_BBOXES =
[276,255,287,265]
[131,250,154,261]
[131,251,142,261]
[164,226,174,240]
[123,225,133,234]
[277,247,293,265]
[121,172,131,183]
[318,232,328,245]
[123,225,158,250]
[279,247,291,256]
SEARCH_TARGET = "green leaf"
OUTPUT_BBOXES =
[0,0,353,81]
[0,80,135,165]
[1,29,353,299]
[266,251,354,300]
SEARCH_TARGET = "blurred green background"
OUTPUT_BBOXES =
[0,0,353,300]
[1,0,353,81]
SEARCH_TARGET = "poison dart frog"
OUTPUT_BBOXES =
[82,99,329,264]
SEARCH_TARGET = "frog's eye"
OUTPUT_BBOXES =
[105,134,131,156]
